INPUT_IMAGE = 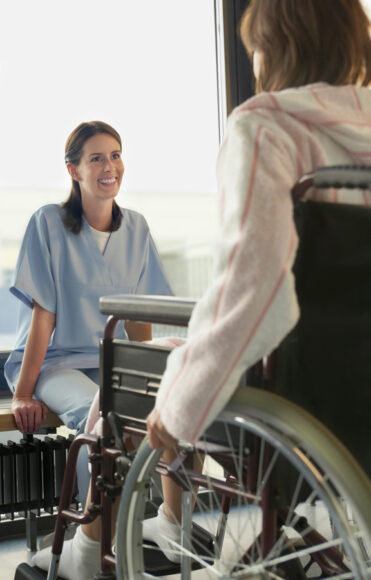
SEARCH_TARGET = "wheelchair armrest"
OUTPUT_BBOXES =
[314,165,371,189]
[292,164,371,199]
[99,294,196,326]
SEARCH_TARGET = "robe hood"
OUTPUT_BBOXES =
[235,83,371,163]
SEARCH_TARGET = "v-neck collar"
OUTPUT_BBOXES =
[81,209,125,261]
[82,215,113,261]
[88,225,111,255]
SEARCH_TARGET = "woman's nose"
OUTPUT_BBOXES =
[103,157,114,171]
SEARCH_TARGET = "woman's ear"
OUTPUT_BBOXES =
[67,162,81,182]
[253,50,262,81]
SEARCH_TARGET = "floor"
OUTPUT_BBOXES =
[0,534,37,579]
[0,509,259,580]
[0,501,357,579]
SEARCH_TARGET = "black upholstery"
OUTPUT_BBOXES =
[275,199,371,475]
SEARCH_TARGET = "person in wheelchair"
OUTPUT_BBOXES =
[147,0,371,446]
[146,0,371,561]
[33,0,371,578]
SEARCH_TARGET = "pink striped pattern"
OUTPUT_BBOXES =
[159,125,265,412]
[311,90,326,109]
[213,125,264,323]
[323,119,371,127]
[216,136,229,224]
[296,148,304,176]
[350,86,362,111]
[269,93,281,110]
[157,339,192,414]
[362,190,370,206]
[190,226,297,441]
[352,151,371,158]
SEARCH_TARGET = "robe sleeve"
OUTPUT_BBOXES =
[155,111,301,443]
[10,209,56,313]
[135,230,173,296]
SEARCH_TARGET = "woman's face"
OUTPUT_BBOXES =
[67,133,124,204]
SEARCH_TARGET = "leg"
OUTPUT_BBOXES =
[161,448,183,523]
[162,449,203,523]
[34,367,99,432]
[32,474,121,580]
[142,447,204,563]
[34,367,99,504]
[81,482,120,542]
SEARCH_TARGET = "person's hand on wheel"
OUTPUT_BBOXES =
[146,408,177,450]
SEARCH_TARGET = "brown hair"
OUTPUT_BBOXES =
[240,0,371,93]
[62,121,123,234]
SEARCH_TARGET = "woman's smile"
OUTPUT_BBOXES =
[98,177,118,186]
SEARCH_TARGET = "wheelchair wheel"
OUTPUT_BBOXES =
[116,387,371,579]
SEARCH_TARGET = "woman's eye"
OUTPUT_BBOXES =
[112,153,121,160]
[91,156,100,162]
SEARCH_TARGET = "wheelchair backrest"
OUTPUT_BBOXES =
[274,165,371,475]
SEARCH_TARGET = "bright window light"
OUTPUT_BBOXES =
[0,0,220,346]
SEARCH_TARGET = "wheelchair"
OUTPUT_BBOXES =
[16,166,371,579]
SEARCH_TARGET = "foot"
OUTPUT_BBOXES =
[38,522,78,550]
[142,503,182,563]
[32,525,100,580]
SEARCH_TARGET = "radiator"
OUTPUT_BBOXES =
[0,433,75,521]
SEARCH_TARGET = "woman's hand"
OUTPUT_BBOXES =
[11,301,55,434]
[11,396,48,433]
[146,408,178,450]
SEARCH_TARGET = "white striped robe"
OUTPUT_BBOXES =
[156,82,371,443]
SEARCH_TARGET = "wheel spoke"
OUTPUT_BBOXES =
[117,388,371,579]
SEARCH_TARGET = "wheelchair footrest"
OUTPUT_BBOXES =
[144,521,216,576]
[14,563,65,580]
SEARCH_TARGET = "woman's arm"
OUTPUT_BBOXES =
[124,321,152,342]
[12,301,56,433]
[153,113,300,444]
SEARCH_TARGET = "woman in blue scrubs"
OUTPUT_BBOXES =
[5,120,172,500]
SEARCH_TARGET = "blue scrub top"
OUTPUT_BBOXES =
[5,204,173,389]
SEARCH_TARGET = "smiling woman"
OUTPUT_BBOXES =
[4,120,173,506]
[0,0,219,349]
[63,122,125,233]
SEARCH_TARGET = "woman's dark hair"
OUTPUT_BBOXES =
[62,121,123,234]
[240,0,371,93]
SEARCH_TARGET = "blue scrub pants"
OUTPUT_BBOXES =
[34,367,99,507]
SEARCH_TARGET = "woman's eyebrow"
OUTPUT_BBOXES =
[88,150,121,156]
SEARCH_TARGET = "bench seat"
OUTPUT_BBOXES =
[0,392,62,432]
[0,351,63,432]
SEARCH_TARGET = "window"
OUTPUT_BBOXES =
[0,0,220,347]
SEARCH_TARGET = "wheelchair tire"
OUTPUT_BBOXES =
[116,387,371,579]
